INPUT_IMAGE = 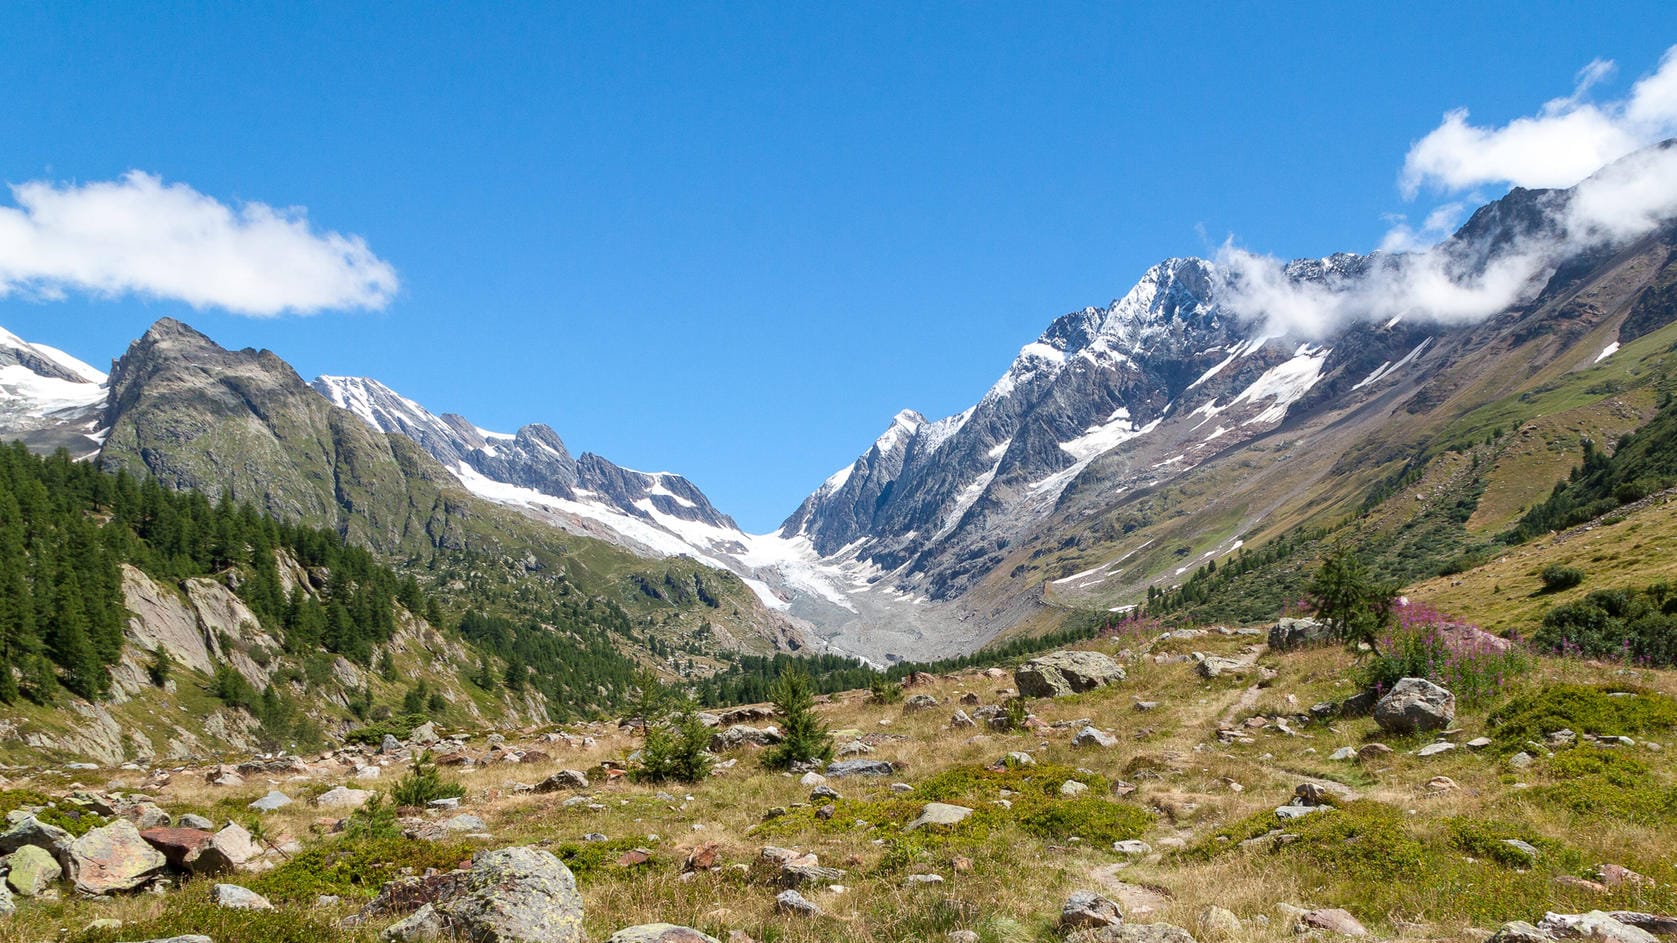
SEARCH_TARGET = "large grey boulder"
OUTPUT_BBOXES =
[1268,617,1330,651]
[315,786,374,810]
[379,846,583,943]
[1015,651,1125,699]
[68,820,167,895]
[0,880,12,916]
[1373,678,1456,734]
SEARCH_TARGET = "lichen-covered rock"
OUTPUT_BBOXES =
[1373,678,1456,734]
[5,843,62,896]
[1016,651,1125,698]
[1086,923,1199,943]
[69,820,167,895]
[377,846,583,943]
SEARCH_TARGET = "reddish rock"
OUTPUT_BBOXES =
[617,848,652,867]
[683,841,720,872]
[139,827,213,870]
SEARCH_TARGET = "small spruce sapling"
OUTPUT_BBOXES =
[764,669,833,769]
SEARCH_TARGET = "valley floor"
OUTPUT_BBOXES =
[3,628,1676,943]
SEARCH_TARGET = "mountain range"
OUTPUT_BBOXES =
[6,146,1677,670]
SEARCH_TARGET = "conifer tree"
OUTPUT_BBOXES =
[763,669,832,769]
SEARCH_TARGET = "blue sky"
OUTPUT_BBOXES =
[3,3,1677,531]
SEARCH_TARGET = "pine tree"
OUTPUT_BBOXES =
[763,669,832,769]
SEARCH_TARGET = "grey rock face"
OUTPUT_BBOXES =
[1373,678,1456,734]
[1015,650,1125,698]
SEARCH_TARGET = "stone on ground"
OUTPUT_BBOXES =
[1062,890,1124,930]
[1373,677,1456,733]
[212,883,274,910]
[904,803,973,831]
[379,845,583,943]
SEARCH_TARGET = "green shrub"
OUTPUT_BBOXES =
[913,763,1107,804]
[1446,817,1573,869]
[1286,801,1426,881]
[72,895,349,943]
[388,751,466,808]
[1015,796,1151,844]
[249,835,474,902]
[867,676,903,704]
[1540,565,1585,592]
[633,707,714,784]
[1487,684,1677,752]
[341,714,428,746]
[1527,747,1677,823]
[1535,587,1677,665]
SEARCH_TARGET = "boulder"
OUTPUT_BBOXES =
[1538,911,1659,943]
[606,926,722,943]
[1063,890,1124,930]
[708,724,782,752]
[903,694,939,713]
[68,820,167,895]
[534,770,590,792]
[1300,908,1368,937]
[1268,617,1330,651]
[1373,678,1456,733]
[1487,921,1554,943]
[826,759,894,778]
[213,883,274,910]
[189,823,262,875]
[1015,651,1125,698]
[0,881,12,916]
[1200,906,1242,940]
[177,814,215,831]
[1073,726,1119,749]
[379,846,584,943]
[5,843,62,896]
[315,786,374,810]
[139,827,214,870]
[1196,656,1249,679]
[1113,840,1153,858]
[904,803,973,832]
[248,790,293,812]
[410,721,439,744]
[1085,924,1199,943]
[775,889,821,917]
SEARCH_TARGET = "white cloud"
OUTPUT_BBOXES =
[1220,142,1677,340]
[0,171,398,316]
[1402,47,1677,195]
[1212,46,1677,341]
